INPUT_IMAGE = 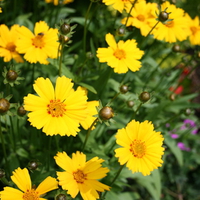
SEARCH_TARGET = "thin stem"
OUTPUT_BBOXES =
[0,116,9,175]
[83,1,93,53]
[107,92,120,106]
[101,165,125,199]
[59,42,65,77]
[81,118,98,152]
[129,102,143,122]
[124,0,138,27]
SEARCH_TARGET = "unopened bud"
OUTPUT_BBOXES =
[116,26,126,36]
[28,161,39,170]
[0,169,5,178]
[59,35,70,44]
[172,44,181,52]
[139,92,150,103]
[0,98,10,114]
[17,106,27,116]
[56,194,67,200]
[6,70,18,82]
[159,11,169,22]
[60,23,71,35]
[99,106,114,121]
[120,85,129,94]
[127,100,134,108]
[169,93,175,101]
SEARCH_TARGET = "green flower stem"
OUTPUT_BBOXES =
[124,0,138,27]
[59,42,65,77]
[83,1,93,53]
[81,118,98,152]
[0,116,9,175]
[107,92,120,106]
[129,102,143,122]
[101,165,125,199]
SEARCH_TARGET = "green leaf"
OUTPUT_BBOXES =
[165,135,183,166]
[78,82,97,94]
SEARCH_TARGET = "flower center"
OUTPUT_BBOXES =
[130,139,146,158]
[23,189,39,200]
[47,99,66,117]
[6,42,16,52]
[190,26,197,34]
[113,49,126,60]
[73,169,87,184]
[32,33,45,49]
[165,20,174,28]
[137,14,145,22]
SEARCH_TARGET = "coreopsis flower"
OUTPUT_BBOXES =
[54,151,110,200]
[0,24,23,63]
[121,1,158,36]
[96,33,144,74]
[45,0,74,5]
[152,1,190,43]
[115,120,165,176]
[23,76,88,136]
[16,21,59,64]
[0,167,58,200]
[185,14,200,45]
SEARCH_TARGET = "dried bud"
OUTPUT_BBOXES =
[116,26,126,36]
[0,169,5,178]
[169,93,175,101]
[99,106,114,121]
[127,100,134,108]
[28,161,39,170]
[172,44,181,52]
[120,85,129,94]
[0,98,10,114]
[60,23,71,35]
[159,11,169,22]
[139,92,150,103]
[6,70,18,82]
[59,35,70,44]
[56,194,67,200]
[17,106,27,116]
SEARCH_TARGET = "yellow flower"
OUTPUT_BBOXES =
[0,24,23,63]
[0,7,2,13]
[96,33,144,74]
[0,167,58,200]
[16,21,59,64]
[102,0,144,13]
[185,14,200,45]
[54,151,110,200]
[115,120,165,176]
[45,0,74,5]
[152,1,190,43]
[23,76,88,136]
[121,1,158,36]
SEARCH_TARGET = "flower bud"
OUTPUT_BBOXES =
[28,161,39,170]
[116,26,126,36]
[56,194,67,200]
[59,35,70,44]
[119,85,129,94]
[0,98,10,114]
[127,100,134,108]
[17,106,27,116]
[86,52,94,59]
[0,169,5,178]
[60,23,71,35]
[99,106,114,121]
[6,70,18,82]
[185,108,192,116]
[169,93,175,101]
[197,51,200,58]
[139,92,150,103]
[159,11,169,22]
[172,44,180,52]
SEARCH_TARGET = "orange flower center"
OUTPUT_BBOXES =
[47,99,66,117]
[73,169,87,183]
[114,49,126,60]
[165,20,174,28]
[190,26,197,34]
[130,139,146,158]
[32,33,45,49]
[6,42,16,52]
[137,14,145,22]
[23,189,39,200]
